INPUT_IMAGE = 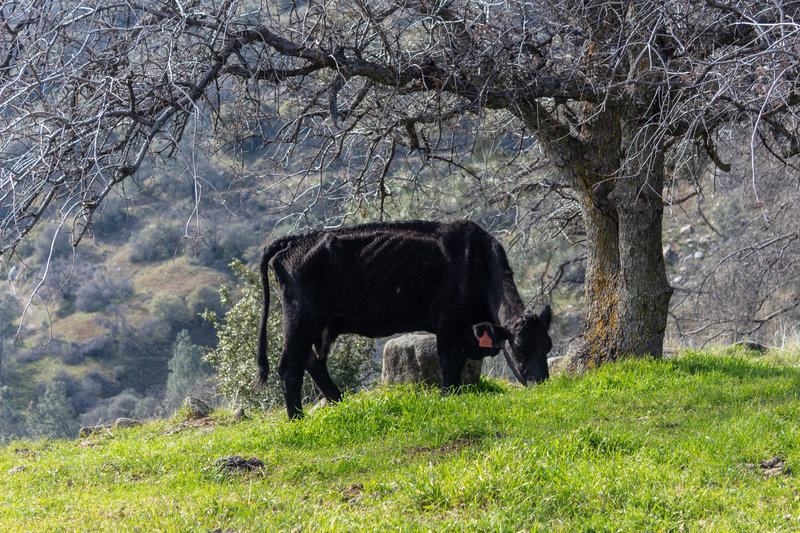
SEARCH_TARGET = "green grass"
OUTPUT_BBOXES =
[3,349,800,531]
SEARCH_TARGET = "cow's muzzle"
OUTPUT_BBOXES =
[521,368,548,386]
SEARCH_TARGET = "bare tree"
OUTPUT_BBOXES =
[2,1,799,367]
[667,138,800,347]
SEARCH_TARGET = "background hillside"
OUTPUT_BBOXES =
[1,136,799,442]
[0,155,273,438]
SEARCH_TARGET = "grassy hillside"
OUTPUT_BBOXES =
[0,167,253,433]
[2,348,800,531]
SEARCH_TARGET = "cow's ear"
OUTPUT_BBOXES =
[473,322,512,348]
[539,305,552,330]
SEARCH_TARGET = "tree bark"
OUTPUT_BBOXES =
[517,104,672,370]
[612,123,673,361]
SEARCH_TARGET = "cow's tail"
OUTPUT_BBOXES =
[256,242,282,387]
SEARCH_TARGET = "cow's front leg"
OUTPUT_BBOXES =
[436,334,466,392]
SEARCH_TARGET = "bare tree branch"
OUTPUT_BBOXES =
[2,0,800,355]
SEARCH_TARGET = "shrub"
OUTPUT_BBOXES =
[34,260,132,312]
[35,257,79,303]
[91,194,137,240]
[14,340,82,365]
[148,293,192,330]
[195,219,259,269]
[14,346,46,364]
[0,292,19,334]
[132,396,161,420]
[0,386,24,441]
[83,369,121,397]
[111,365,126,382]
[128,221,185,263]
[79,389,141,426]
[74,269,134,312]
[203,259,377,411]
[57,343,83,365]
[27,381,80,439]
[29,223,75,264]
[114,317,174,394]
[78,335,115,359]
[187,285,224,318]
[68,375,101,414]
[166,329,212,402]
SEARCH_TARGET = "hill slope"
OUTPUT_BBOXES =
[2,349,800,531]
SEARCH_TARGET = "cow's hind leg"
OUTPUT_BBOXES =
[277,332,313,420]
[306,357,343,404]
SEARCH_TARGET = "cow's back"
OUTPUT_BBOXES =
[265,220,497,337]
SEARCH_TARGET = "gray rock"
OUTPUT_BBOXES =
[79,425,106,438]
[114,417,140,429]
[382,334,482,386]
[662,348,679,359]
[307,398,329,416]
[734,340,768,353]
[184,397,212,418]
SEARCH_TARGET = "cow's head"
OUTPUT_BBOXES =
[472,305,553,385]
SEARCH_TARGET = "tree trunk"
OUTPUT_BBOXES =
[611,123,673,361]
[518,105,673,370]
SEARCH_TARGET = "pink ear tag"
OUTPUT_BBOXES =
[479,331,493,348]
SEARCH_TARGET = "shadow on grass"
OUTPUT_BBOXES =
[671,351,800,382]
[457,376,509,395]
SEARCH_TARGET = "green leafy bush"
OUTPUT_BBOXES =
[203,259,377,411]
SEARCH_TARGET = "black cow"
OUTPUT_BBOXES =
[257,220,553,419]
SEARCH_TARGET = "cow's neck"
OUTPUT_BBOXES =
[495,280,526,327]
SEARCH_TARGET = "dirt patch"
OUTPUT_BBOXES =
[52,313,110,343]
[340,482,365,503]
[13,447,39,458]
[215,455,266,474]
[744,456,790,477]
